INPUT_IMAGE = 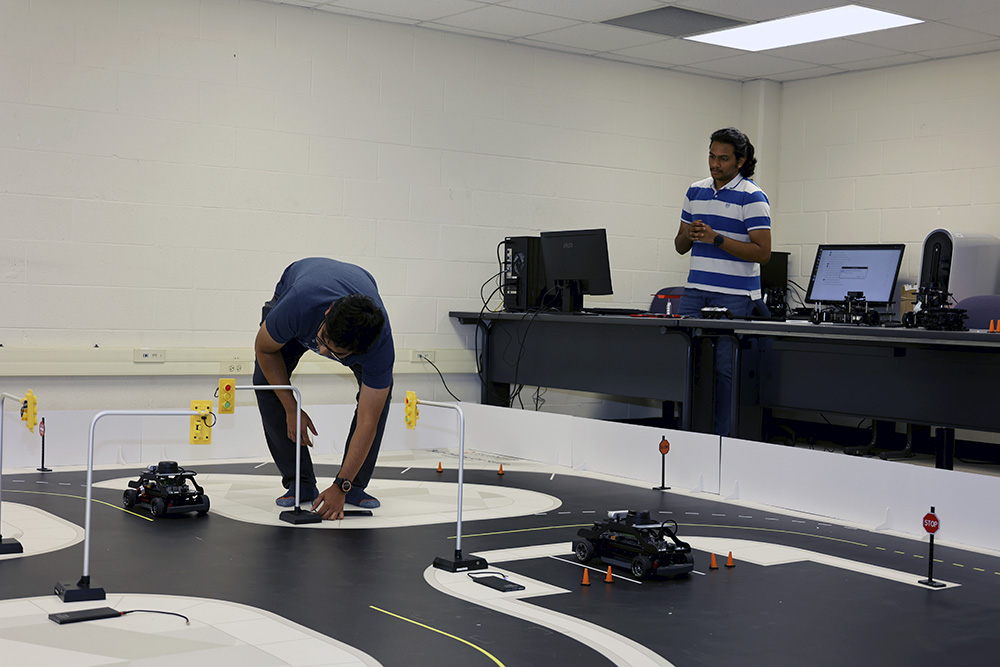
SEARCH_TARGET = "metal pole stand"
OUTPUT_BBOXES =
[0,392,27,554]
[652,435,671,491]
[918,505,946,588]
[408,393,488,573]
[56,408,204,602]
[37,416,52,472]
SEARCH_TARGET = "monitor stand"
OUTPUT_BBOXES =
[553,280,583,313]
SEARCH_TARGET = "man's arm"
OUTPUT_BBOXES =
[688,220,771,265]
[254,323,319,446]
[674,220,694,255]
[312,382,391,520]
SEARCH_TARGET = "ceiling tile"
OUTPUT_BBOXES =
[330,0,485,22]
[833,51,929,72]
[673,0,841,23]
[501,0,668,23]
[767,65,845,82]
[847,21,998,53]
[859,0,993,22]
[611,36,740,66]
[681,52,819,78]
[428,4,581,38]
[761,38,907,66]
[313,4,420,24]
[943,9,1000,38]
[603,6,744,37]
[523,22,669,52]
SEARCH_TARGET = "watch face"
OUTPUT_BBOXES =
[339,479,352,493]
[714,235,724,246]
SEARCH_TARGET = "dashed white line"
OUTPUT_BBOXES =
[712,513,726,517]
[400,467,411,474]
[738,515,752,519]
[253,462,268,469]
[765,517,779,521]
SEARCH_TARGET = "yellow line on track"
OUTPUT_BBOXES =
[3,488,153,521]
[370,605,505,666]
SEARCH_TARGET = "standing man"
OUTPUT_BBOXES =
[675,127,771,435]
[254,257,393,520]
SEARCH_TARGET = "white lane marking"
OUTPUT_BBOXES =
[400,467,411,474]
[425,560,674,667]
[683,536,959,590]
[546,555,643,585]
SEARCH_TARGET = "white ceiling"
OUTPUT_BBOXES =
[260,0,1000,81]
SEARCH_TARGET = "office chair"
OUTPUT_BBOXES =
[954,294,1000,330]
[649,286,685,315]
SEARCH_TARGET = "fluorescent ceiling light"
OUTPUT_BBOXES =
[686,4,922,52]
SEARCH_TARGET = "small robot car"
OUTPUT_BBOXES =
[122,460,210,517]
[573,509,694,580]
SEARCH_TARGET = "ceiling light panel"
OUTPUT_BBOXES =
[686,5,922,52]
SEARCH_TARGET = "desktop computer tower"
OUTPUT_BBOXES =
[760,251,789,318]
[919,229,1000,302]
[503,236,547,311]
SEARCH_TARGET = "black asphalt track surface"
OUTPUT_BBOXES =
[2,461,997,666]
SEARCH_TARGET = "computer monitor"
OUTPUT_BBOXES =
[805,244,905,305]
[540,228,613,312]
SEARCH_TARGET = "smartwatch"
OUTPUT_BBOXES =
[713,234,725,247]
[334,477,352,494]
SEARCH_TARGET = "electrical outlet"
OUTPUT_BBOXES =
[222,361,247,374]
[134,348,166,363]
[410,350,435,363]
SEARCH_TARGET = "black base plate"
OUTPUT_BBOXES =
[279,509,323,524]
[0,537,23,554]
[433,555,489,572]
[55,580,107,602]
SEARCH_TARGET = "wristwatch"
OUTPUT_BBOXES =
[334,477,352,494]
[713,234,725,247]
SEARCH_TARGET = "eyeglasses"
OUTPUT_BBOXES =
[316,333,350,360]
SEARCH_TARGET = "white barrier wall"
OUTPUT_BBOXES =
[3,403,996,553]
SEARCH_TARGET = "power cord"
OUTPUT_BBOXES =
[121,609,191,624]
[418,354,461,402]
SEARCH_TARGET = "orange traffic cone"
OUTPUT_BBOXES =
[581,569,591,586]
[437,462,443,473]
[991,320,996,333]
[498,464,504,476]
[604,566,614,583]
[725,551,735,568]
[710,553,719,570]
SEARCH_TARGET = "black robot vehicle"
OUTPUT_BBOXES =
[573,509,694,579]
[122,461,210,517]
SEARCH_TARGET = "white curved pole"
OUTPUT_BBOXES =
[416,400,467,555]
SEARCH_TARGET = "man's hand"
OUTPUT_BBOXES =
[285,408,318,447]
[312,484,346,520]
[688,219,715,242]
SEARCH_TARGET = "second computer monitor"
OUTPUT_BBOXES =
[540,228,613,312]
[805,244,905,305]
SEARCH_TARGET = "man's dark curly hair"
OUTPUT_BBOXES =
[322,294,385,355]
[710,127,757,179]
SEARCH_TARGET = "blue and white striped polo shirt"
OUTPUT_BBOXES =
[680,174,771,299]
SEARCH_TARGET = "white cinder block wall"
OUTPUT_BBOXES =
[2,0,999,431]
[0,0,739,420]
[776,52,1000,287]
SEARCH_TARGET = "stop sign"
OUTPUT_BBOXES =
[659,438,670,454]
[923,513,940,534]
[39,420,45,437]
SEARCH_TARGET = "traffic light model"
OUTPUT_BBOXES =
[189,400,213,444]
[20,390,38,433]
[404,390,420,429]
[218,378,235,414]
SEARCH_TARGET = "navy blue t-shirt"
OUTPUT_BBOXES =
[264,258,394,389]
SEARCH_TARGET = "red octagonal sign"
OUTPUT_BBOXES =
[923,513,940,534]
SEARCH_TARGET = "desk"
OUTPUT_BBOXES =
[452,311,1000,446]
[728,320,1000,438]
[450,311,696,427]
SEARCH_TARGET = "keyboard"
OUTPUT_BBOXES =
[581,307,648,316]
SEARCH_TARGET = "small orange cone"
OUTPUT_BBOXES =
[725,551,735,568]
[991,320,996,333]
[581,569,591,586]
[710,553,719,570]
[437,462,443,473]
[498,464,504,476]
[604,566,614,583]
